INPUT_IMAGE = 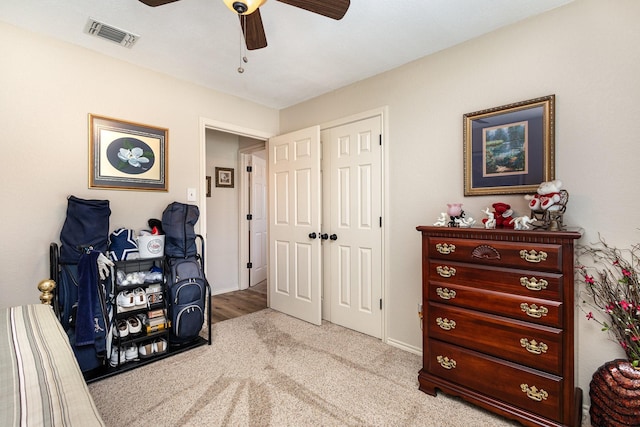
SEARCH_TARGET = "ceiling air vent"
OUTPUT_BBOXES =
[84,18,139,48]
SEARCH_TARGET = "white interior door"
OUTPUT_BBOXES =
[268,126,322,325]
[322,116,382,338]
[249,154,267,286]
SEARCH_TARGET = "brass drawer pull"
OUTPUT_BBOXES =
[436,266,456,278]
[436,355,456,370]
[436,317,456,330]
[520,277,548,291]
[520,338,549,355]
[520,249,548,263]
[436,287,456,300]
[435,243,456,255]
[520,303,549,318]
[520,384,548,402]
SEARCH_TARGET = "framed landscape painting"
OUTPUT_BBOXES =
[463,95,555,196]
[89,114,168,191]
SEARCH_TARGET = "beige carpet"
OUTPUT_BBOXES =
[88,309,525,426]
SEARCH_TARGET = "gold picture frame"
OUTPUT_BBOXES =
[463,95,555,196]
[89,114,168,191]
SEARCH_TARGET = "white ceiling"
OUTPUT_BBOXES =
[0,0,573,109]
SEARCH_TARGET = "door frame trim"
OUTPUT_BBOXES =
[198,109,388,343]
[199,117,274,292]
[319,106,389,343]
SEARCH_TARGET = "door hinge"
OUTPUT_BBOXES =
[379,134,382,145]
[247,262,253,269]
[246,166,253,172]
[379,217,382,227]
[379,299,383,310]
[246,214,253,220]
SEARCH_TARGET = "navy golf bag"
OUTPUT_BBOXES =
[162,202,211,346]
[50,195,112,373]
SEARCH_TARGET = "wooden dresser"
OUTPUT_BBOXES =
[416,226,582,427]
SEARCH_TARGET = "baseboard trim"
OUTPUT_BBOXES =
[386,337,422,356]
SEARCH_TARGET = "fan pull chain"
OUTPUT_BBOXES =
[238,15,248,73]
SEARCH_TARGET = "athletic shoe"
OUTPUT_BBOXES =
[155,338,167,355]
[133,288,147,307]
[139,342,155,358]
[127,316,142,335]
[124,344,138,362]
[113,319,129,338]
[109,346,125,367]
[116,291,135,308]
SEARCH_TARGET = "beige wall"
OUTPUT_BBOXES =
[280,0,640,406]
[0,21,279,308]
[3,0,639,411]
[205,129,240,294]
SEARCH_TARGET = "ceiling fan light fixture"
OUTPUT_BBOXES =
[223,0,266,15]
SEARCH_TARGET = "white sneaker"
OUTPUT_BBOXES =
[112,319,129,338]
[124,344,138,362]
[139,342,154,358]
[116,291,135,308]
[127,316,142,334]
[133,288,147,307]
[109,346,125,367]
[155,338,167,354]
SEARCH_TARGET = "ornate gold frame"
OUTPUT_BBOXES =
[463,95,555,196]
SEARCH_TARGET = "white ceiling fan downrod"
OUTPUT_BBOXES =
[237,14,248,73]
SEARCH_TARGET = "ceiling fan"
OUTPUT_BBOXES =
[138,0,350,50]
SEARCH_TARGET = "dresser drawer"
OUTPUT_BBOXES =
[428,260,562,301]
[427,237,562,273]
[427,281,563,328]
[427,339,562,422]
[427,302,563,374]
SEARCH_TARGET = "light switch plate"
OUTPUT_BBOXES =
[187,187,197,202]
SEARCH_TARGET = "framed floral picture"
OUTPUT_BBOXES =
[89,114,168,191]
[463,95,555,196]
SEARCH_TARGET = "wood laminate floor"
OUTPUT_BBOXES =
[210,280,267,324]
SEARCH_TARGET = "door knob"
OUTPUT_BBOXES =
[308,232,317,239]
[320,233,329,240]
[330,234,338,241]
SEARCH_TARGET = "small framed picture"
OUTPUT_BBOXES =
[463,95,555,196]
[215,167,234,188]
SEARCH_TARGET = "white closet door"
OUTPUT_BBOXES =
[322,116,382,338]
[268,126,322,325]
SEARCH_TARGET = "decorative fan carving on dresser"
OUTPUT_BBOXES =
[471,244,501,260]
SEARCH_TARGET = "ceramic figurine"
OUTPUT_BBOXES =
[482,207,496,229]
[511,215,534,230]
[455,216,476,228]
[434,212,447,227]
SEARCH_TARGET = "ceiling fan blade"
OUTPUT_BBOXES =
[276,0,350,20]
[240,9,268,50]
[138,0,181,6]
